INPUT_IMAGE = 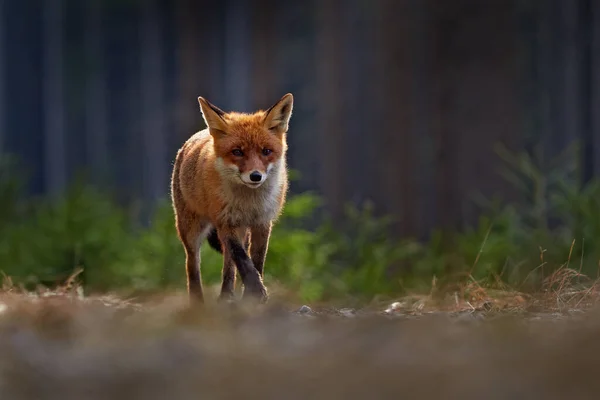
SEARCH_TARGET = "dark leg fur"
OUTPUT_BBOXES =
[250,224,271,277]
[218,229,251,301]
[207,227,223,253]
[219,251,236,301]
[226,237,268,302]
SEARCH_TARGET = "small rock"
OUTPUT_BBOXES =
[338,308,355,318]
[384,302,402,314]
[296,305,313,314]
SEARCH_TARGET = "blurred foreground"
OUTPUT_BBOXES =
[0,286,599,399]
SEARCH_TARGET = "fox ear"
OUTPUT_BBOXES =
[198,96,228,133]
[263,93,293,133]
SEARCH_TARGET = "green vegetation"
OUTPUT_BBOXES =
[0,143,599,304]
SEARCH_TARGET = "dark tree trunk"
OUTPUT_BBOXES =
[42,0,66,196]
[581,0,594,185]
[85,0,109,186]
[376,0,418,237]
[224,0,250,111]
[316,0,345,221]
[140,0,167,204]
[0,0,4,155]
[251,0,276,109]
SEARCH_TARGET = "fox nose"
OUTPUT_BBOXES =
[249,171,263,182]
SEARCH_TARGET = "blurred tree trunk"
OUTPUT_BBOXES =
[140,0,167,204]
[535,0,578,184]
[591,0,600,181]
[411,0,436,239]
[316,0,345,221]
[581,0,593,184]
[375,0,418,237]
[84,0,109,186]
[558,0,581,149]
[543,0,590,169]
[431,0,461,238]
[431,0,520,236]
[42,0,66,196]
[343,0,376,207]
[533,1,551,157]
[0,0,4,155]
[175,0,204,141]
[224,0,250,111]
[546,0,568,157]
[528,0,561,229]
[251,0,276,109]
[581,0,600,184]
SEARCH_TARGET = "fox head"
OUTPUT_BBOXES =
[198,93,293,189]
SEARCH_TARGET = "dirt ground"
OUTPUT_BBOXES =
[0,288,599,400]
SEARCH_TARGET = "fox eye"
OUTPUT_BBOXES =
[262,148,273,156]
[232,149,243,157]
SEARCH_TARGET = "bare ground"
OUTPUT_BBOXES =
[0,275,599,400]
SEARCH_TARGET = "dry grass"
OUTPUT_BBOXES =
[372,262,600,318]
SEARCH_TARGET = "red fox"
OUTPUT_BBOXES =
[170,93,294,304]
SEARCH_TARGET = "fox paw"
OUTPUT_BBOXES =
[217,291,236,304]
[242,284,269,304]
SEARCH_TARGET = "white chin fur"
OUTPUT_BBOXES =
[241,181,264,189]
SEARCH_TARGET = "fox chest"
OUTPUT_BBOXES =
[217,187,282,226]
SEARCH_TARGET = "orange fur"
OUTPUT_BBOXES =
[171,93,293,304]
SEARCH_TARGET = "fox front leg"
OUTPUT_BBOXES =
[250,223,272,277]
[218,227,268,303]
[218,228,254,302]
[218,250,236,302]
